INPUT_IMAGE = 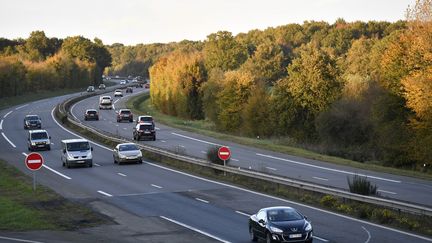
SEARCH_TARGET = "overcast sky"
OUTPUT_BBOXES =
[1,0,413,45]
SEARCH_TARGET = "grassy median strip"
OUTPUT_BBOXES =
[127,94,432,181]
[0,159,110,231]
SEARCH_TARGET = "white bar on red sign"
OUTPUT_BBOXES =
[28,159,42,164]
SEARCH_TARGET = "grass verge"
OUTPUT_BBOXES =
[127,94,432,181]
[0,159,110,231]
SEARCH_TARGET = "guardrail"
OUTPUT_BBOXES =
[56,92,432,217]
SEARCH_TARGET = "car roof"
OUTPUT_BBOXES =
[260,206,295,212]
[25,114,40,118]
[29,129,48,134]
[116,143,138,148]
[138,122,153,126]
[138,115,153,118]
[61,138,88,143]
[86,109,97,112]
[101,95,111,98]
[119,109,131,111]
[115,89,122,92]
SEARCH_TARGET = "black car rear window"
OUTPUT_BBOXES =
[121,110,131,114]
[139,125,153,130]
[87,110,97,114]
[140,117,153,122]
[31,132,48,140]
[267,209,303,222]
[27,116,40,121]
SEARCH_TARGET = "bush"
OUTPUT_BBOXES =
[206,145,230,166]
[371,209,394,224]
[347,174,378,195]
[320,195,337,208]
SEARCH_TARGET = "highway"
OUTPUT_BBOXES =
[0,86,431,242]
[71,88,432,208]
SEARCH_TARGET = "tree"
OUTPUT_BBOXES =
[203,31,248,71]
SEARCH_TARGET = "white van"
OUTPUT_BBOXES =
[61,139,93,168]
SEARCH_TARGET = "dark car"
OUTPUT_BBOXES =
[84,109,99,121]
[117,109,133,122]
[249,207,313,243]
[126,87,133,93]
[24,115,42,129]
[133,123,156,141]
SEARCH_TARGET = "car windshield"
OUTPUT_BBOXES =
[66,142,90,151]
[267,209,303,222]
[87,110,97,114]
[119,144,139,151]
[26,116,39,121]
[121,110,131,114]
[31,132,48,140]
[139,124,153,130]
[140,117,153,122]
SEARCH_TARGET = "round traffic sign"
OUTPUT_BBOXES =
[25,152,44,171]
[218,146,231,161]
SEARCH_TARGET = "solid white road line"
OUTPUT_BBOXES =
[378,189,397,195]
[313,176,329,181]
[155,127,160,130]
[117,173,127,177]
[70,102,79,121]
[195,198,209,204]
[160,140,166,143]
[256,153,401,183]
[147,162,432,242]
[0,119,3,130]
[151,184,163,189]
[94,163,101,167]
[201,151,207,154]
[114,99,120,104]
[235,211,251,217]
[2,132,16,148]
[314,236,330,242]
[171,132,224,147]
[3,110,13,118]
[97,190,113,197]
[15,104,29,110]
[265,166,277,171]
[42,165,72,180]
[362,226,371,243]
[0,235,44,243]
[22,152,27,157]
[160,216,229,243]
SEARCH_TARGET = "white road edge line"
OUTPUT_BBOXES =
[171,132,225,147]
[147,162,432,242]
[265,166,277,171]
[117,173,127,177]
[0,119,3,130]
[42,165,72,180]
[97,190,113,197]
[15,104,29,110]
[151,184,162,189]
[195,198,209,204]
[160,216,229,243]
[2,132,16,148]
[70,102,80,121]
[94,163,101,167]
[0,236,44,243]
[235,211,250,217]
[313,176,329,181]
[256,153,401,183]
[377,189,397,195]
[3,110,13,118]
[362,226,371,243]
[314,236,330,242]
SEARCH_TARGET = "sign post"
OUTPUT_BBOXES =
[218,146,231,176]
[25,153,44,191]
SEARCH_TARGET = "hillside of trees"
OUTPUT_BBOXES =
[145,1,431,170]
[0,31,111,98]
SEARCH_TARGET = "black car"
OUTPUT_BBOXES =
[126,87,133,93]
[24,115,42,129]
[133,123,156,141]
[249,207,313,243]
[84,109,99,121]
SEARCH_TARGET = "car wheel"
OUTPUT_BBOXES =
[249,228,257,242]
[47,145,51,151]
[62,161,65,167]
[153,136,156,141]
[117,119,120,123]
[66,161,71,169]
[85,117,87,121]
[266,233,273,243]
[129,119,133,122]
[88,162,93,168]
[28,146,31,151]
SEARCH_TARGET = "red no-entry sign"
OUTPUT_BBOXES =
[218,146,231,161]
[25,152,44,171]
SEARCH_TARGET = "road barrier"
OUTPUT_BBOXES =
[56,92,432,217]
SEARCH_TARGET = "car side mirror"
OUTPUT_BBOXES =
[91,147,94,151]
[49,136,51,139]
[62,149,66,154]
[258,219,266,225]
[304,216,308,220]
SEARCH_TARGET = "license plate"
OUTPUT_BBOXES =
[127,156,137,159]
[38,145,45,147]
[289,234,302,238]
[77,160,85,163]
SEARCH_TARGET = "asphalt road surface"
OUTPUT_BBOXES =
[0,87,431,242]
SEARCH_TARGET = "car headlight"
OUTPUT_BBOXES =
[118,153,126,159]
[138,151,142,157]
[31,142,36,146]
[305,222,312,231]
[269,226,283,233]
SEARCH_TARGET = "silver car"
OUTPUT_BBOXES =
[113,143,143,165]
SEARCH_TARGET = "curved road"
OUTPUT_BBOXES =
[0,87,431,242]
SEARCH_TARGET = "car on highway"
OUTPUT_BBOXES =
[99,95,113,109]
[126,87,133,93]
[87,85,95,92]
[61,139,93,168]
[114,89,123,97]
[249,206,313,243]
[113,143,143,165]
[98,83,106,90]
[117,109,133,122]
[120,80,126,85]
[136,115,154,125]
[84,109,99,121]
[133,122,156,141]
[23,115,42,129]
[27,129,51,151]
[144,83,150,89]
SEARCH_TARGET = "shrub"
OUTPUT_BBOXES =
[320,195,337,208]
[347,174,378,195]
[337,204,353,214]
[371,209,394,224]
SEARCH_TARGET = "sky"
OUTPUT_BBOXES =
[1,0,414,45]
